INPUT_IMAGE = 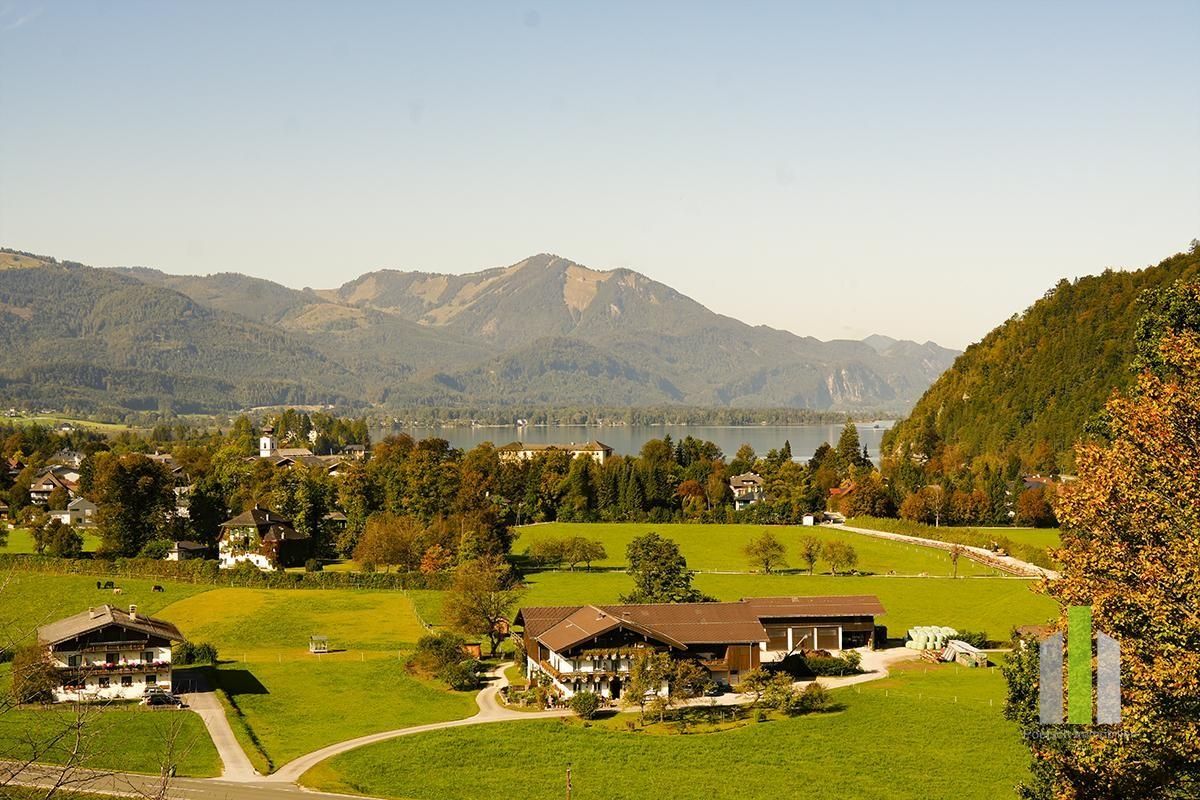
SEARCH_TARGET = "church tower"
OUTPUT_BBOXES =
[259,426,277,458]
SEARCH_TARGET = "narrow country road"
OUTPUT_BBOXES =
[833,522,1060,579]
[180,674,261,781]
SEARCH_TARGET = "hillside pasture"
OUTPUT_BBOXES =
[1,527,102,554]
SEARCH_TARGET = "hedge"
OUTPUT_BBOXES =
[0,554,452,591]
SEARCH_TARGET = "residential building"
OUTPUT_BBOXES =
[164,540,208,561]
[218,506,310,570]
[49,497,97,527]
[515,595,884,699]
[497,440,613,465]
[729,472,765,510]
[29,467,80,505]
[37,604,185,702]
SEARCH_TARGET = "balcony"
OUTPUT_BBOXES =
[60,661,171,675]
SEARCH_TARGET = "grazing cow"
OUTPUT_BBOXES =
[96,581,102,589]
[103,581,115,589]
[152,585,164,593]
[112,587,122,595]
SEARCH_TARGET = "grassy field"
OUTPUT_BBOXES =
[514,522,1002,576]
[0,667,221,777]
[301,658,1029,800]
[0,573,210,647]
[155,588,478,771]
[1,527,103,554]
[993,527,1063,551]
[412,571,1056,641]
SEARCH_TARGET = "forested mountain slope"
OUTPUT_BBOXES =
[883,245,1200,472]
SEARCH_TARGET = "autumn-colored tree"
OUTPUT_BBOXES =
[1006,332,1200,799]
[353,512,426,571]
[822,540,858,575]
[419,544,454,575]
[798,535,822,574]
[1016,486,1057,527]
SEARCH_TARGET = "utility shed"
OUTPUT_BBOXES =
[309,635,329,654]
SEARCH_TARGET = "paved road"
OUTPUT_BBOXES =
[180,676,261,781]
[834,522,1060,579]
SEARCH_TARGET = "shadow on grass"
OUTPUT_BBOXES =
[216,669,270,697]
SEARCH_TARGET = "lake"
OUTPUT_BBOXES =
[370,422,894,463]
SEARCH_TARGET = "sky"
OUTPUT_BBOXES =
[1,1,1197,350]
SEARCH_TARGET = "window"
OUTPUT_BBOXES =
[105,652,117,665]
[121,675,132,687]
[145,674,157,686]
[98,677,110,688]
[67,655,80,667]
[142,651,154,663]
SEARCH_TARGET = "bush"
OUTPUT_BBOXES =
[304,558,323,573]
[138,539,173,560]
[569,690,601,719]
[173,641,219,665]
[437,659,481,691]
[793,681,831,713]
[407,630,469,677]
[802,654,863,677]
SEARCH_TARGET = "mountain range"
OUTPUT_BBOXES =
[0,248,958,415]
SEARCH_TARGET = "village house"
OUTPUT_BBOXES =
[164,540,209,561]
[515,595,884,699]
[29,466,80,505]
[49,496,97,527]
[256,427,347,474]
[218,506,311,571]
[497,440,613,465]
[36,604,185,702]
[729,472,765,510]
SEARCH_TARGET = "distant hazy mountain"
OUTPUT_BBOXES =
[1,249,958,414]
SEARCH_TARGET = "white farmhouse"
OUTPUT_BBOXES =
[36,604,185,702]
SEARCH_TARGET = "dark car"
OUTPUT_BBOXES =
[144,692,183,708]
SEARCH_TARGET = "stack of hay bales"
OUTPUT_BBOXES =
[904,626,958,650]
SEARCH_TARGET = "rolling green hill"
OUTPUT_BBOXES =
[883,245,1200,472]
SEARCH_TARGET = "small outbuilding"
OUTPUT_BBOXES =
[309,635,329,654]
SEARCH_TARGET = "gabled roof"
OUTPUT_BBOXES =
[729,472,764,488]
[220,506,309,540]
[38,604,185,646]
[67,497,97,511]
[536,606,687,652]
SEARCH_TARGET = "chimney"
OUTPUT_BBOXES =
[129,604,137,619]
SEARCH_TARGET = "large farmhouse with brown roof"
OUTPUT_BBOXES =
[515,595,884,699]
[37,604,185,702]
[497,440,613,465]
[218,506,310,571]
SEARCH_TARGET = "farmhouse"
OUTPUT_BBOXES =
[36,604,185,702]
[164,540,208,561]
[516,595,884,699]
[729,472,764,510]
[497,440,613,465]
[218,505,311,570]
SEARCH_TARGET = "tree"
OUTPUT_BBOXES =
[45,521,83,558]
[743,530,787,574]
[419,543,454,575]
[92,453,175,557]
[822,540,858,575]
[442,555,524,656]
[10,645,58,704]
[621,532,705,604]
[561,536,606,571]
[46,485,69,511]
[798,535,822,575]
[835,423,865,476]
[1005,331,1200,800]
[569,690,601,720]
[736,668,774,707]
[1015,486,1057,527]
[353,512,425,572]
[622,649,672,723]
[948,544,964,578]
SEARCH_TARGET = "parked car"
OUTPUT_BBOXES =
[144,692,184,708]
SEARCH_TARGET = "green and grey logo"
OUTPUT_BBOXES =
[1039,606,1120,725]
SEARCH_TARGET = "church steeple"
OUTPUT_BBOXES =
[259,426,277,458]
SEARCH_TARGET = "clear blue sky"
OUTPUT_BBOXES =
[2,0,1197,349]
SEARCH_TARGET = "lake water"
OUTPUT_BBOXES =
[370,422,894,463]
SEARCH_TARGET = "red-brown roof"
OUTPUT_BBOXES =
[742,595,886,618]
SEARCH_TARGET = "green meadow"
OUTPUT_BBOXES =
[514,522,1002,576]
[301,659,1029,800]
[0,665,222,778]
[1,527,103,554]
